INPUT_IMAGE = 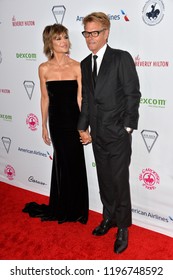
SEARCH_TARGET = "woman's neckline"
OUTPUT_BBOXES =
[46,79,77,83]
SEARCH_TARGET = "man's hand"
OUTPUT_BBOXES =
[79,130,92,145]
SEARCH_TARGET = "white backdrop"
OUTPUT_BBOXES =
[0,0,173,237]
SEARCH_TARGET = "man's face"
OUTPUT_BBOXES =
[84,21,109,54]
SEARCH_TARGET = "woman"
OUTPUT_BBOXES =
[23,24,89,224]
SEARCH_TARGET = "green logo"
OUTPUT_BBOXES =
[0,114,12,121]
[140,98,166,108]
[16,53,37,60]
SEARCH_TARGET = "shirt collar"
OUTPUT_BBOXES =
[92,44,107,59]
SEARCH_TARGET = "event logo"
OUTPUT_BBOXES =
[139,168,160,190]
[140,98,166,108]
[18,147,47,158]
[23,81,35,100]
[12,16,35,27]
[132,208,168,223]
[28,176,47,186]
[141,130,158,153]
[135,55,169,67]
[52,6,66,23]
[0,114,12,121]
[142,0,165,26]
[0,88,11,94]
[1,137,11,153]
[4,164,15,180]
[16,53,37,61]
[26,113,39,131]
[77,10,129,22]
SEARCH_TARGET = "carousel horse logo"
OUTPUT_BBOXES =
[139,168,160,190]
[26,113,39,131]
[4,164,15,180]
[142,0,165,26]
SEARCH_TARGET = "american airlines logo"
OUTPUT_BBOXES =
[77,10,130,22]
[132,208,168,223]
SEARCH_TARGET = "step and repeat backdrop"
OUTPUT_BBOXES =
[0,0,173,237]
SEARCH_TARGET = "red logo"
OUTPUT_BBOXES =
[4,165,15,180]
[139,168,160,190]
[26,113,39,131]
[47,151,53,160]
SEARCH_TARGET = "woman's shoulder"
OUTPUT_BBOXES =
[39,61,49,70]
[38,61,51,79]
[68,57,80,66]
[38,61,52,77]
[69,59,81,74]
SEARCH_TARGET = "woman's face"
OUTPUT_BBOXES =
[51,32,70,54]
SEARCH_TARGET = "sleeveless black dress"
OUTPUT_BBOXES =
[23,80,89,224]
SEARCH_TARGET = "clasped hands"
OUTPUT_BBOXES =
[79,129,92,145]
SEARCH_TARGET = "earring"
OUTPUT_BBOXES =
[50,50,53,56]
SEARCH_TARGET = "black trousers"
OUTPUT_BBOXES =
[92,130,132,228]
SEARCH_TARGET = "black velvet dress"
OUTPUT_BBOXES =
[23,80,89,224]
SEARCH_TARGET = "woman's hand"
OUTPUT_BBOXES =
[42,126,51,145]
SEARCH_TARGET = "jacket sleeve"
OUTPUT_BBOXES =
[119,51,141,129]
[77,62,89,131]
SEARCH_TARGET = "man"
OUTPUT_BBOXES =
[78,12,141,254]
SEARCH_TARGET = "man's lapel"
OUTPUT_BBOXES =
[95,46,111,93]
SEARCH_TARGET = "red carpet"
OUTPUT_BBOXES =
[0,181,173,260]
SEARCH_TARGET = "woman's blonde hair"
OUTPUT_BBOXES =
[82,12,110,30]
